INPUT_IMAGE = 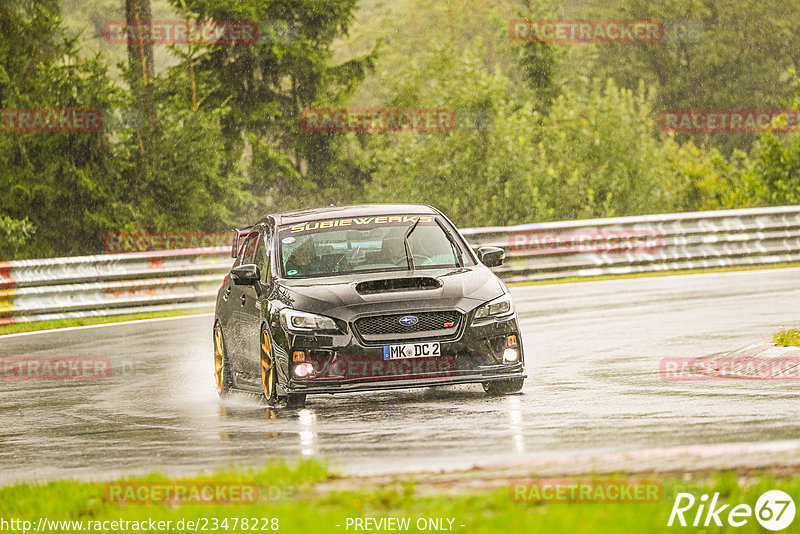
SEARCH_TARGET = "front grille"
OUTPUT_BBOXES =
[354,311,462,342]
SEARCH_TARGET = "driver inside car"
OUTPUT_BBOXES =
[379,236,407,265]
[285,238,320,275]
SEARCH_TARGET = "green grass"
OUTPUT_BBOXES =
[2,462,800,533]
[508,262,800,287]
[774,328,800,347]
[0,307,213,336]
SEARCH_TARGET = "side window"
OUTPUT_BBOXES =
[234,239,245,267]
[254,231,272,284]
[238,232,258,266]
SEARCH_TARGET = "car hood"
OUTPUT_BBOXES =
[272,266,506,320]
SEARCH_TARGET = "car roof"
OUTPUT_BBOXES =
[267,203,440,226]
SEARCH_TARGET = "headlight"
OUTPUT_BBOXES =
[280,309,339,333]
[473,293,514,320]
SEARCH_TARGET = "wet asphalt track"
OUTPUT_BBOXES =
[2,268,800,485]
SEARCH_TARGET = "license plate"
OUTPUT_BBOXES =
[383,342,441,360]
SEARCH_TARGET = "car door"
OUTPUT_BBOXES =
[227,230,259,386]
[239,228,273,384]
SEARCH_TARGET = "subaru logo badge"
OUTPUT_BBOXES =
[399,316,418,327]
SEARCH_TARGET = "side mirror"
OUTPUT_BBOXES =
[477,246,504,267]
[231,264,261,285]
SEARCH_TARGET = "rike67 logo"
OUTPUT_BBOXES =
[668,490,796,531]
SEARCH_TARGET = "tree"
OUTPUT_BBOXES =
[364,39,704,226]
[0,216,35,259]
[125,0,155,121]
[589,0,800,154]
[0,0,126,258]
[168,0,377,217]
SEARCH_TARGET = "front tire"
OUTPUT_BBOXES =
[260,326,278,405]
[213,323,232,397]
[483,377,524,395]
[260,325,307,408]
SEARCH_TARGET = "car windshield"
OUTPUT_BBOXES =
[277,214,470,278]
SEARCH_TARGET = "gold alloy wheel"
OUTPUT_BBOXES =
[213,326,225,393]
[261,328,275,399]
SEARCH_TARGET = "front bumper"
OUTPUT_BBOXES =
[287,368,526,394]
[284,313,525,395]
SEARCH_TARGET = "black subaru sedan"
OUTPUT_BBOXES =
[213,204,526,407]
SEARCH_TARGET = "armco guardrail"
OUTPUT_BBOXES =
[1,206,799,325]
[0,248,231,325]
[462,205,800,283]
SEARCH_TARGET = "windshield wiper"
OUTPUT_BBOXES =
[435,218,464,267]
[402,216,421,271]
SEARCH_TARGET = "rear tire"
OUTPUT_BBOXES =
[213,323,233,397]
[483,377,524,395]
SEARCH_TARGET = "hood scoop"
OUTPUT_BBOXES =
[355,277,442,295]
